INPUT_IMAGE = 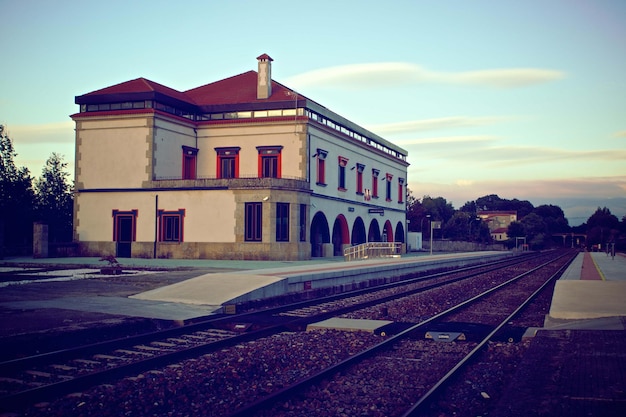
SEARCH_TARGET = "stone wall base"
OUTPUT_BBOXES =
[78,241,312,261]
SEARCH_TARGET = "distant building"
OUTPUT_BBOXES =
[478,211,517,241]
[71,55,409,260]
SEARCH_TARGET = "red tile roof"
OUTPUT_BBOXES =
[184,71,296,106]
[77,72,299,109]
[80,77,192,103]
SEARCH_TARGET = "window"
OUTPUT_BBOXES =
[372,169,380,198]
[257,146,282,178]
[112,210,138,242]
[276,203,290,242]
[385,173,393,202]
[245,202,263,241]
[315,148,328,185]
[398,178,405,203]
[262,155,278,178]
[159,209,185,242]
[299,204,306,241]
[356,163,365,195]
[215,147,240,179]
[182,146,198,180]
[338,156,349,191]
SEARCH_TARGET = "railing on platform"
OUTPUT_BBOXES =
[344,242,403,261]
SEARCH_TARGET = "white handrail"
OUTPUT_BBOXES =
[344,242,403,261]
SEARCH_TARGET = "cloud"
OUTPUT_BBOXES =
[449,69,565,88]
[366,116,509,135]
[7,121,75,145]
[395,135,500,147]
[612,130,626,138]
[286,63,565,90]
[412,143,626,168]
[476,146,626,167]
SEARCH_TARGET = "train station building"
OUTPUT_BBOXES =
[71,54,409,261]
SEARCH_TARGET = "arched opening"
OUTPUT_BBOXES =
[368,219,381,242]
[332,214,350,256]
[395,221,405,243]
[351,217,367,245]
[383,220,394,242]
[310,211,330,257]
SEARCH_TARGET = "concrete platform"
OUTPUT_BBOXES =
[306,318,393,333]
[1,296,217,321]
[131,251,509,310]
[0,252,510,323]
[545,252,626,329]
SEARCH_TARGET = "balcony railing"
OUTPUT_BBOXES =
[147,175,309,191]
[344,242,403,261]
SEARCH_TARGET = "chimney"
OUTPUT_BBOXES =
[256,54,273,99]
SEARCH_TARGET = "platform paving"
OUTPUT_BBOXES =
[547,251,626,327]
[497,253,626,416]
[130,251,507,309]
[1,252,507,321]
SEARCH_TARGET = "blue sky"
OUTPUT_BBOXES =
[1,0,625,225]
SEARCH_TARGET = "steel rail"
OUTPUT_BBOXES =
[0,253,544,411]
[401,250,577,416]
[226,250,574,416]
[0,252,537,373]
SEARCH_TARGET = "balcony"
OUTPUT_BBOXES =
[146,175,310,191]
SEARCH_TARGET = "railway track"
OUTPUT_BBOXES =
[229,250,576,416]
[0,250,575,415]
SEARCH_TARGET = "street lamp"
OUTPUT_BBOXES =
[468,216,480,242]
[420,215,431,250]
[430,219,434,255]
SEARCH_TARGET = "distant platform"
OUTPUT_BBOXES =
[546,251,626,329]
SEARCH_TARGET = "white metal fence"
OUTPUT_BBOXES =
[344,242,403,261]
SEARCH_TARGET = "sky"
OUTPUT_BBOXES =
[1,0,625,226]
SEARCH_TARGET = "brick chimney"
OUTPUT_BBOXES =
[256,54,273,99]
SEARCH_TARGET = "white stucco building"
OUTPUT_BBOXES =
[72,55,409,260]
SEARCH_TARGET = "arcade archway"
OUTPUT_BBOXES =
[383,220,394,242]
[332,214,350,256]
[351,217,367,245]
[395,221,405,243]
[368,219,381,242]
[310,211,330,257]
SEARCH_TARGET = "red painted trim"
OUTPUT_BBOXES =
[112,209,138,242]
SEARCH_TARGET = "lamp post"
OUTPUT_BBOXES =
[420,215,430,250]
[430,219,441,255]
[468,216,480,242]
[430,219,435,256]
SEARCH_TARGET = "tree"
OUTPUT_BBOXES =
[34,153,74,243]
[475,194,534,219]
[406,189,427,232]
[444,212,471,241]
[442,211,488,242]
[0,125,35,256]
[422,196,455,239]
[533,204,569,234]
[586,207,620,250]
[521,213,548,250]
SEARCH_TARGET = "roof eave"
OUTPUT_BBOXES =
[75,91,197,112]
